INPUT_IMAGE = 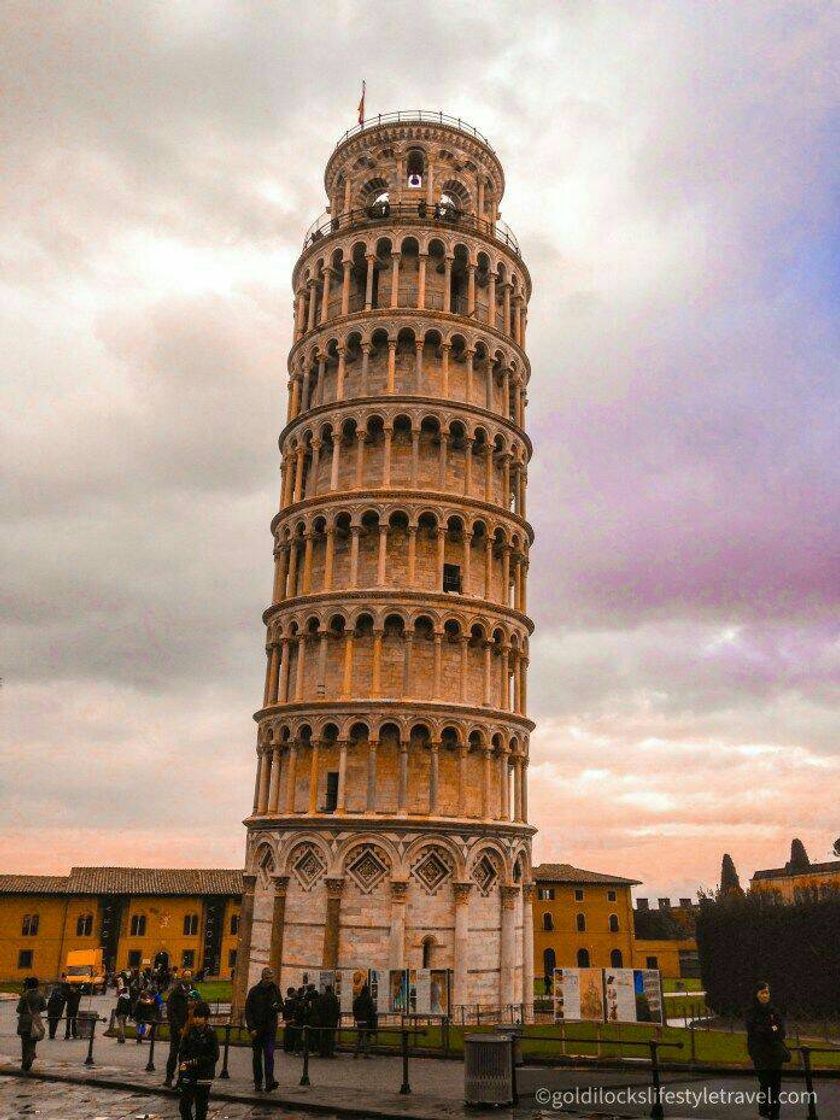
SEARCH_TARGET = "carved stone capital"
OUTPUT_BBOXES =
[453,881,473,905]
[521,882,535,903]
[390,880,409,903]
[270,874,290,896]
[501,884,520,910]
[325,877,345,900]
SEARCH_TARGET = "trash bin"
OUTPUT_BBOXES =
[464,1034,514,1107]
[76,1010,98,1040]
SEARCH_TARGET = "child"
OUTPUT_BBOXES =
[177,999,219,1120]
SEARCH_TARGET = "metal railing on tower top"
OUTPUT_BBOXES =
[302,200,520,257]
[334,110,495,150]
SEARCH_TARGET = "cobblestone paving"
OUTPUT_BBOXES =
[0,1074,329,1119]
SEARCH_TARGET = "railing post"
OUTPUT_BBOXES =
[299,1025,310,1086]
[649,1040,664,1120]
[219,1024,231,1079]
[84,1015,99,1067]
[144,1019,157,1072]
[400,1029,411,1094]
[801,1047,819,1120]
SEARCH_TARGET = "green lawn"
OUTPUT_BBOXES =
[663,977,703,993]
[196,980,232,1004]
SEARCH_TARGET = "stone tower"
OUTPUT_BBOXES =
[234,111,535,1019]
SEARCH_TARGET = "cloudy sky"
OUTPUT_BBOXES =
[2,2,838,896]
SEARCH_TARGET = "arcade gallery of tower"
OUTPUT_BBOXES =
[233,113,536,1018]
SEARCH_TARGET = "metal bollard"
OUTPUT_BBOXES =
[649,1040,664,1120]
[800,1047,819,1120]
[144,1020,157,1073]
[84,1016,99,1067]
[219,1024,231,1079]
[299,1025,310,1086]
[399,1029,411,1094]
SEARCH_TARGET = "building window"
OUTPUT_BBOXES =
[646,956,659,969]
[607,890,617,902]
[76,913,94,937]
[228,949,237,969]
[610,949,624,968]
[130,914,146,937]
[608,914,620,932]
[574,889,584,901]
[577,948,590,967]
[421,936,436,969]
[183,913,199,936]
[443,563,461,593]
[576,913,586,932]
[230,913,240,935]
[18,949,34,969]
[537,887,555,901]
[127,950,142,969]
[542,912,554,931]
[22,914,39,937]
[182,949,196,969]
[324,771,339,813]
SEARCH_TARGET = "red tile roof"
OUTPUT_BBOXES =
[0,867,244,897]
[533,862,642,886]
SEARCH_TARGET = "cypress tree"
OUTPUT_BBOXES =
[719,853,744,897]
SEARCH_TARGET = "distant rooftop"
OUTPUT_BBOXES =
[752,860,840,881]
[0,867,244,897]
[533,862,642,887]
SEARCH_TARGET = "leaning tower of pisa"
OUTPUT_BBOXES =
[234,111,535,1019]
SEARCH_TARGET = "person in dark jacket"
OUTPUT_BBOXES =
[282,987,298,1053]
[46,976,66,1039]
[16,977,47,1072]
[177,1000,219,1120]
[352,983,376,1059]
[164,971,194,1087]
[745,982,788,1120]
[319,984,340,1058]
[64,983,82,1039]
[114,972,132,1043]
[245,967,282,1092]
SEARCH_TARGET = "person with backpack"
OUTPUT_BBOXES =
[16,977,47,1072]
[176,999,219,1120]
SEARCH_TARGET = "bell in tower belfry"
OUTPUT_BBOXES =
[233,110,536,1022]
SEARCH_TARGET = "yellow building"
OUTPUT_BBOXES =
[532,863,640,990]
[0,868,242,982]
[631,898,699,978]
[750,839,840,901]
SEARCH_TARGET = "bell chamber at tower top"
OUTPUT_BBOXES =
[288,118,531,423]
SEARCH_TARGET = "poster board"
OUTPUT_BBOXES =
[604,968,637,1022]
[634,969,664,1023]
[388,969,451,1015]
[338,968,387,1014]
[553,967,605,1022]
[552,967,580,1020]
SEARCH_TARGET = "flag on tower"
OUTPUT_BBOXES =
[357,80,366,125]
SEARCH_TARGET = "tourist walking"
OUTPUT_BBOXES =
[164,971,194,1087]
[64,983,82,1039]
[244,966,282,1092]
[352,982,376,1059]
[176,1000,219,1120]
[746,981,789,1120]
[46,977,66,1039]
[134,985,159,1042]
[114,972,132,1043]
[319,984,340,1058]
[16,977,47,1072]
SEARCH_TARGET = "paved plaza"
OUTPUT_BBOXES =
[2,997,838,1119]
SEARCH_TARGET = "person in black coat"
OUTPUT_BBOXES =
[164,971,194,1087]
[281,987,298,1053]
[16,977,47,1072]
[319,985,340,1058]
[352,982,376,1059]
[244,967,282,1092]
[176,1000,219,1120]
[745,982,788,1120]
[46,977,66,1039]
[64,983,82,1039]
